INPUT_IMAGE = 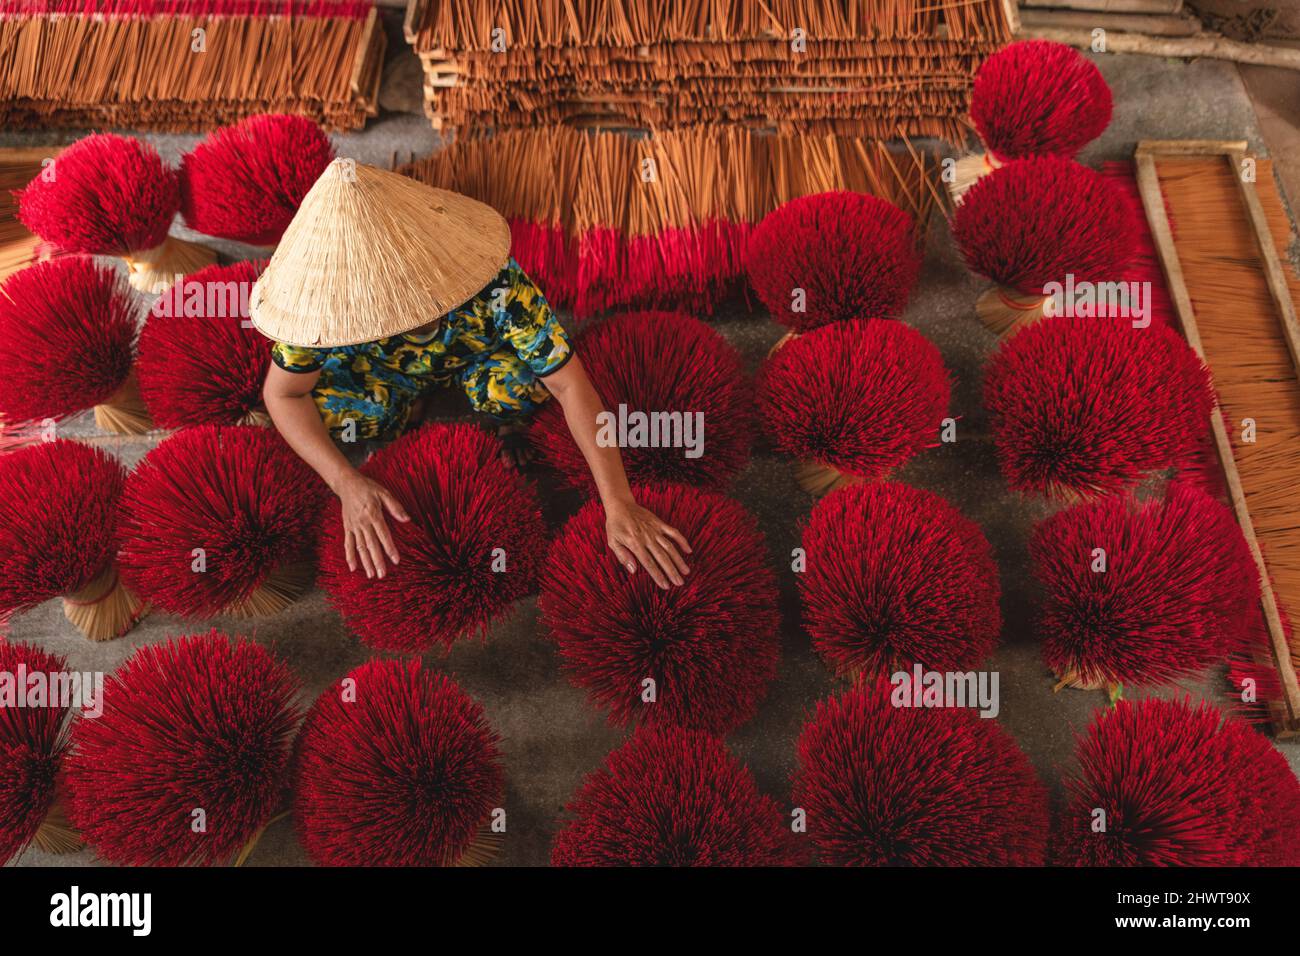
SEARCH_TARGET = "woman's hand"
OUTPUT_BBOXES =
[606,498,692,589]
[336,470,411,579]
[538,357,692,587]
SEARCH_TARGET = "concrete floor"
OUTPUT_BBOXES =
[7,45,1300,867]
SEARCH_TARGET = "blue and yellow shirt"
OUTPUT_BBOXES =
[272,258,571,439]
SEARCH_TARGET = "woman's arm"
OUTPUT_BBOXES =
[540,356,692,589]
[262,363,409,579]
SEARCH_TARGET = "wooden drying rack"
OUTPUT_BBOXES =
[1135,139,1300,734]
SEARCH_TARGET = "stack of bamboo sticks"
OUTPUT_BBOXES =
[0,0,385,132]
[399,126,945,316]
[403,0,1015,138]
[0,147,59,280]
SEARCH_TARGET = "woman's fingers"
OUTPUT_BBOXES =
[608,539,638,574]
[656,534,691,578]
[645,537,685,587]
[370,511,400,565]
[661,524,693,555]
[352,524,376,578]
[344,529,359,573]
[359,526,386,578]
[379,489,411,524]
[628,539,671,589]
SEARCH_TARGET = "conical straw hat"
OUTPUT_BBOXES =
[249,159,510,347]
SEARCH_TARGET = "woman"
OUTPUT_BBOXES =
[254,159,690,589]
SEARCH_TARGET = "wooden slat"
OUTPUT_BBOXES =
[1225,145,1300,384]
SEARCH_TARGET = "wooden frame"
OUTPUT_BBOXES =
[1135,139,1300,733]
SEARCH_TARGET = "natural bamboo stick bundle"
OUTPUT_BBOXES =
[0,147,59,281]
[424,99,967,141]
[428,68,978,97]
[420,41,997,78]
[0,0,383,132]
[409,0,1012,51]
[406,0,1008,136]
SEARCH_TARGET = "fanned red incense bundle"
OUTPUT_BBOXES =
[1032,484,1258,692]
[971,40,1112,163]
[1056,698,1300,866]
[118,426,328,617]
[137,260,272,429]
[0,439,142,641]
[952,157,1139,333]
[984,316,1212,499]
[0,640,76,862]
[293,660,504,867]
[756,319,949,494]
[744,192,921,333]
[180,115,335,246]
[63,631,300,867]
[16,133,214,292]
[794,679,1049,866]
[0,256,145,434]
[800,483,1001,677]
[529,312,753,491]
[552,727,805,867]
[318,424,546,653]
[539,484,779,734]
[400,127,945,318]
[1098,161,1176,329]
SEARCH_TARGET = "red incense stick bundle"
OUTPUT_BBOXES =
[17,133,214,292]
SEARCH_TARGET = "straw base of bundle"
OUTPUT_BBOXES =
[767,331,798,358]
[975,286,1051,337]
[451,823,502,867]
[238,407,272,427]
[33,800,83,854]
[93,371,153,436]
[62,565,146,642]
[226,562,313,618]
[947,151,1001,205]
[123,235,217,294]
[1053,668,1122,700]
[1042,482,1092,505]
[795,460,864,497]
[233,810,288,867]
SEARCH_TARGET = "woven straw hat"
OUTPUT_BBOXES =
[249,159,510,347]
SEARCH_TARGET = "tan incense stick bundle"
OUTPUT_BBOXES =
[405,0,1011,135]
[0,0,384,132]
[0,147,59,281]
[411,0,1010,49]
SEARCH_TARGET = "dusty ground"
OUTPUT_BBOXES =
[6,46,1300,867]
